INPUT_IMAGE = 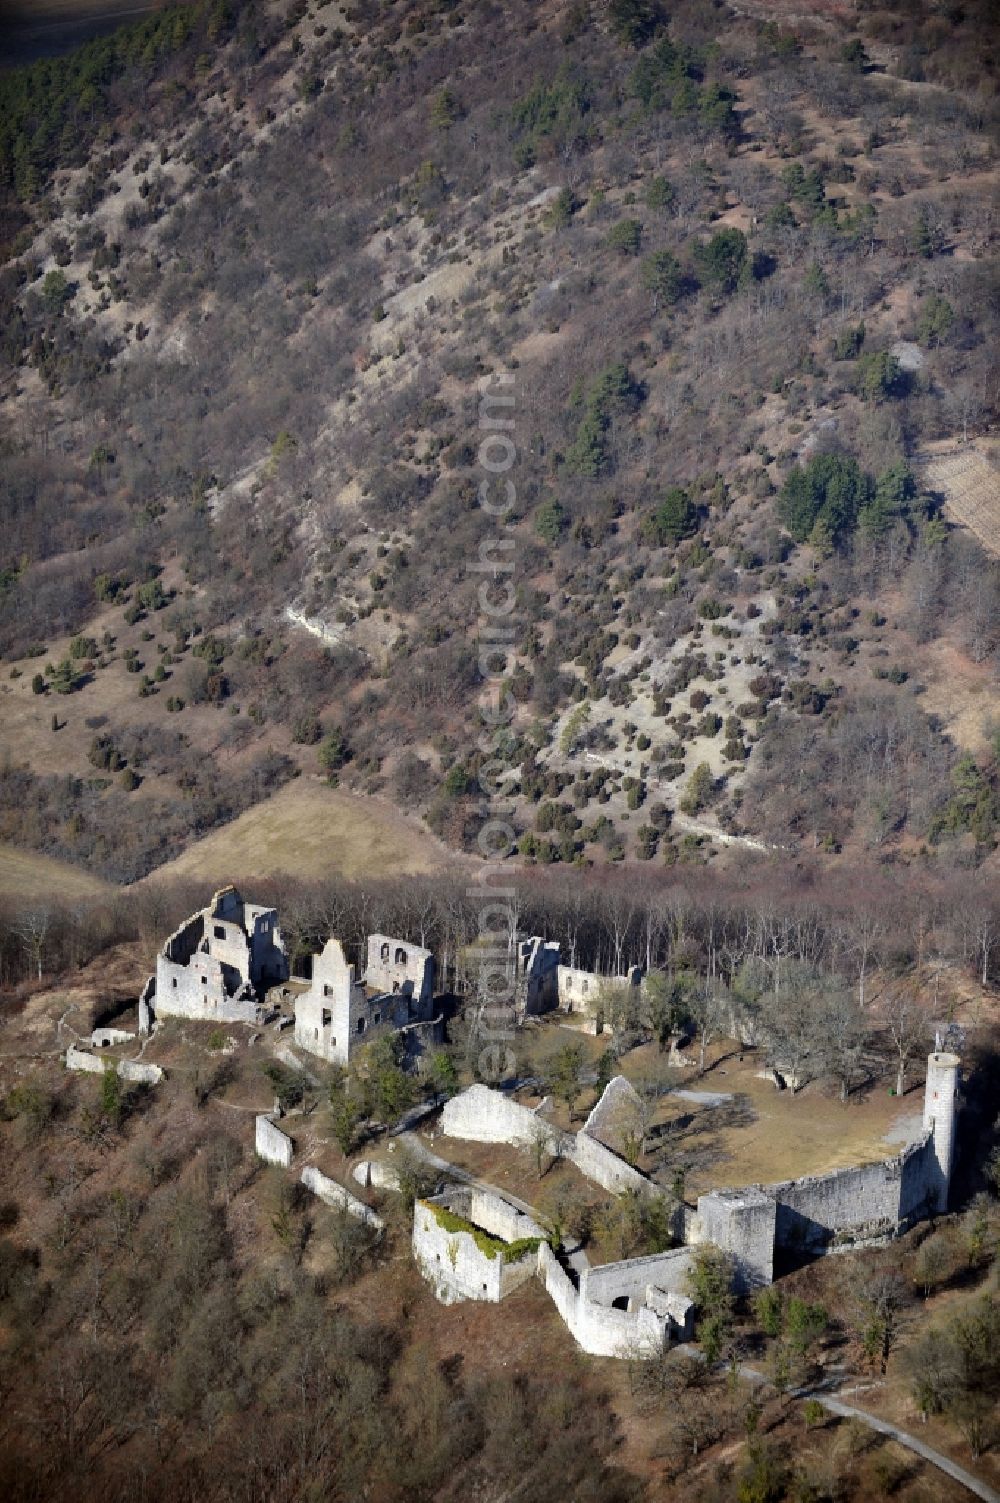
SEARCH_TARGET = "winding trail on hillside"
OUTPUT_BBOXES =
[739,1364,998,1502]
[817,1393,998,1502]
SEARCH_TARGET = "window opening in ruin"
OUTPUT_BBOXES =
[323,984,332,998]
[582,979,589,994]
[322,1009,332,1027]
[612,1296,629,1311]
[214,925,225,940]
[171,978,177,988]
[392,981,400,993]
[395,948,407,965]
[380,943,390,962]
[315,1028,319,1040]
[373,1012,381,1025]
[357,1017,366,1034]
[200,975,207,985]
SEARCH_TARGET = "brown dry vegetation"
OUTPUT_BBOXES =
[0,0,996,888]
[1,969,997,1502]
[145,776,456,886]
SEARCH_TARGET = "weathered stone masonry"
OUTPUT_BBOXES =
[293,932,438,1068]
[141,886,288,1033]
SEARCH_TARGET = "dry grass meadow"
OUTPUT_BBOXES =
[143,776,455,887]
[0,841,113,902]
[921,440,1000,559]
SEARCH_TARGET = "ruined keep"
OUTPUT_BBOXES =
[293,933,438,1067]
[140,886,288,1032]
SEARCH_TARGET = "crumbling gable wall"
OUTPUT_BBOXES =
[156,943,256,1026]
[294,938,360,1066]
[242,900,288,988]
[516,937,560,1017]
[567,1077,657,1198]
[294,933,435,1067]
[440,1083,565,1154]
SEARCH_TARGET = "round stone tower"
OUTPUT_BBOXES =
[922,1051,960,1214]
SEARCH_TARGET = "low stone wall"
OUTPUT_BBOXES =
[567,1128,651,1197]
[66,1046,105,1074]
[118,1059,164,1085]
[66,1047,163,1085]
[440,1084,563,1153]
[255,1115,293,1167]
[300,1166,383,1229]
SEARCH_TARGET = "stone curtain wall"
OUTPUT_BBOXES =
[761,1130,936,1254]
[255,1115,293,1167]
[567,1126,651,1196]
[300,1166,384,1229]
[441,1081,654,1197]
[581,1248,695,1308]
[898,1132,939,1220]
[536,1244,669,1358]
[771,1153,905,1251]
[690,1131,941,1273]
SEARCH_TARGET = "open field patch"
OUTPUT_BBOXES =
[646,1047,928,1198]
[0,841,113,903]
[142,776,458,887]
[921,441,1000,559]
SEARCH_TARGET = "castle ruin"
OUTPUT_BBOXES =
[140,886,289,1032]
